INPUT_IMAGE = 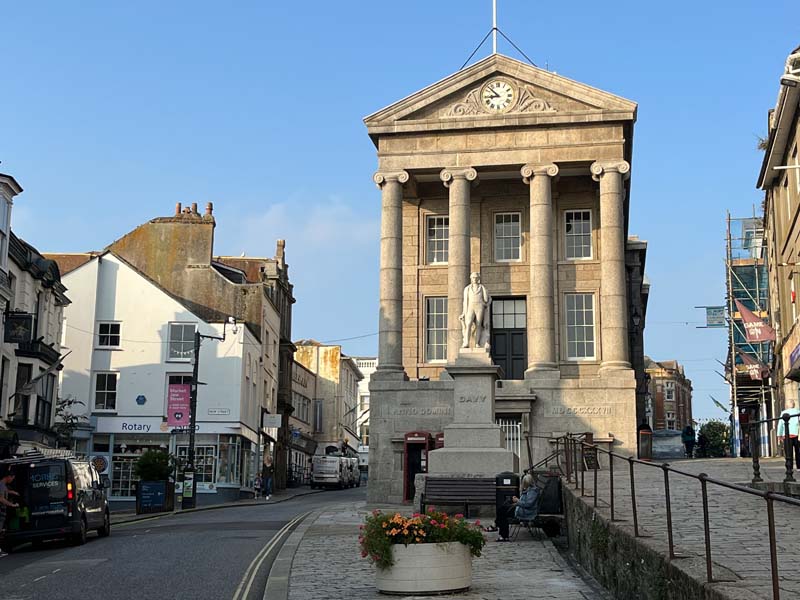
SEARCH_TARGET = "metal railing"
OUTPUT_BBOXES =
[747,412,800,484]
[560,433,800,600]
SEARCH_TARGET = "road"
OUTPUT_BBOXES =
[1,486,366,600]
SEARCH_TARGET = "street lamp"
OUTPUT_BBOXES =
[182,316,238,509]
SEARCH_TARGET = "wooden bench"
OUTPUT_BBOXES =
[419,477,496,518]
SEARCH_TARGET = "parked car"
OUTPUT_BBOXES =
[0,453,110,551]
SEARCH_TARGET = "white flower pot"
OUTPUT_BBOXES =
[375,541,472,595]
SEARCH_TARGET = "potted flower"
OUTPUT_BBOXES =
[359,508,486,594]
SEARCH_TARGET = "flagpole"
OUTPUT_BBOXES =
[492,0,497,54]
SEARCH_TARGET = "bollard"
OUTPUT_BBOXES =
[662,463,675,559]
[751,422,763,484]
[782,413,795,483]
[699,475,713,583]
[629,457,639,537]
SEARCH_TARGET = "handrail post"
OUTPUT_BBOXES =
[574,437,580,490]
[593,454,598,507]
[609,451,615,521]
[628,456,639,537]
[565,436,572,482]
[580,443,585,496]
[699,474,713,583]
[662,463,675,559]
[782,413,795,483]
[751,422,763,484]
[766,494,781,600]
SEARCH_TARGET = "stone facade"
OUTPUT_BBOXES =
[760,45,800,440]
[366,54,649,504]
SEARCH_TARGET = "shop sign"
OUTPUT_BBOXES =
[4,312,33,344]
[95,416,165,434]
[167,384,191,427]
[90,455,110,475]
[791,343,800,369]
[263,414,282,428]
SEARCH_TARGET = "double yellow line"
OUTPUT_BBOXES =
[231,511,310,600]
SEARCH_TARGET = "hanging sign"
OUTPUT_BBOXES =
[4,313,33,344]
[167,384,191,427]
[704,307,726,328]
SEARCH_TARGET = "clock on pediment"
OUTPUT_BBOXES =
[480,78,516,113]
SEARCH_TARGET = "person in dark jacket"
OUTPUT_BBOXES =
[262,456,274,500]
[682,425,696,458]
[494,474,541,541]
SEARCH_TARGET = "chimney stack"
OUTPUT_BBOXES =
[191,202,198,215]
[205,202,213,216]
[175,202,182,216]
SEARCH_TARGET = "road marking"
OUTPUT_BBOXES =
[52,569,61,574]
[145,529,151,533]
[231,511,309,600]
[33,576,47,582]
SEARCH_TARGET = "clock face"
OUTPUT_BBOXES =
[481,79,516,112]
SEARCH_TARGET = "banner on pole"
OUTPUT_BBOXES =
[167,384,191,427]
[734,300,775,342]
[736,349,771,381]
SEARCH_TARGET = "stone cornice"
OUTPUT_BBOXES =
[590,160,631,182]
[521,163,559,184]
[439,167,478,188]
[373,170,410,188]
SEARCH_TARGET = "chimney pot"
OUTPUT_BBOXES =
[175,202,182,216]
[191,202,198,215]
[206,202,213,216]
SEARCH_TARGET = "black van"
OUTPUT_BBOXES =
[0,454,110,551]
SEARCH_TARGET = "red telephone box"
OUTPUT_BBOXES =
[403,431,434,503]
[434,432,445,449]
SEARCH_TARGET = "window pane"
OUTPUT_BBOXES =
[427,216,449,264]
[565,210,592,259]
[425,297,448,361]
[565,293,595,359]
[494,213,521,261]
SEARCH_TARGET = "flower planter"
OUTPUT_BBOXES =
[375,541,472,595]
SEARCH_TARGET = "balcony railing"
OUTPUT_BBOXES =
[15,340,61,365]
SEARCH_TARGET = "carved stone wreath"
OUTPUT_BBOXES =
[443,84,557,117]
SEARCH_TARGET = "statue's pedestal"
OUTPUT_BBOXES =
[428,349,518,475]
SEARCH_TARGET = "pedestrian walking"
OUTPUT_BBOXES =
[681,424,696,458]
[0,467,20,558]
[262,456,274,500]
[777,398,800,470]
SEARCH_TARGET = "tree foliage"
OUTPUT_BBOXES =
[53,396,87,449]
[697,421,730,458]
[134,450,173,481]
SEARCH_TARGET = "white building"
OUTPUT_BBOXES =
[58,252,278,505]
[0,230,70,453]
[354,357,377,471]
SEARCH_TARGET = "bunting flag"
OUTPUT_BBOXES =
[734,299,776,342]
[736,349,771,381]
[709,396,730,414]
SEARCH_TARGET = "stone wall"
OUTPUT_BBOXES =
[367,377,454,504]
[563,487,730,600]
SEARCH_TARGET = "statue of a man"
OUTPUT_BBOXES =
[460,272,491,349]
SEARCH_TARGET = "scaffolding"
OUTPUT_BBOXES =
[725,210,774,457]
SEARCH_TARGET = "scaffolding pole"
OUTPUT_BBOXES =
[726,211,741,457]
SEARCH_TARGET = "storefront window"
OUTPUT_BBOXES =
[111,457,137,497]
[176,445,216,483]
[217,436,241,485]
[242,441,256,489]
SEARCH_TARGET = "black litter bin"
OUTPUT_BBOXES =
[495,471,520,514]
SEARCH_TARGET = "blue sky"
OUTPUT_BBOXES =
[1,1,797,419]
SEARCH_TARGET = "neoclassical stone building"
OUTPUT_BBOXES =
[367,54,649,504]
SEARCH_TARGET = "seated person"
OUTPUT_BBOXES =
[494,473,541,542]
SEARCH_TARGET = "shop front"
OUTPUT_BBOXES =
[90,416,260,508]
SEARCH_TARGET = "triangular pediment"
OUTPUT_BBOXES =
[364,54,636,136]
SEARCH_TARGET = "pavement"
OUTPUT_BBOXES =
[577,457,800,600]
[111,484,323,524]
[272,501,611,600]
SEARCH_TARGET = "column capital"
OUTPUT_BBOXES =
[373,170,410,188]
[440,167,478,188]
[521,163,559,184]
[590,160,631,182]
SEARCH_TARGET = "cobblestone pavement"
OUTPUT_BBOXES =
[576,457,800,599]
[287,503,609,600]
